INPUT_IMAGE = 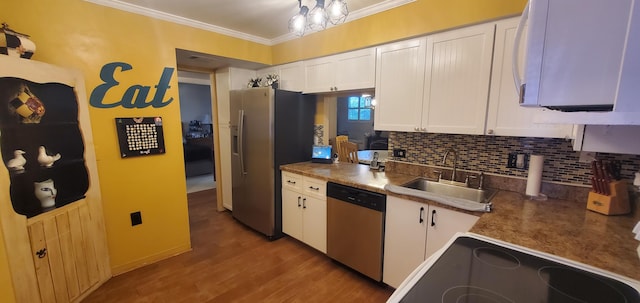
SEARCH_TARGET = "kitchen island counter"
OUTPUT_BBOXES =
[280,161,640,281]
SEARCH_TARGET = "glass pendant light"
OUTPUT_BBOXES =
[327,0,348,25]
[289,0,309,36]
[308,0,329,31]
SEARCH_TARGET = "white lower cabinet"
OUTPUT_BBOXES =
[281,172,327,253]
[383,196,479,288]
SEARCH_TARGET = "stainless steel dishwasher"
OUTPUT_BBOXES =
[326,182,386,281]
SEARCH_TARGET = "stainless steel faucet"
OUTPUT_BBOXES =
[442,148,458,182]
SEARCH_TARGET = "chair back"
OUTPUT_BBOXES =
[339,141,359,163]
[335,135,348,161]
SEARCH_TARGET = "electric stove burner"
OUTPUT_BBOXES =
[538,266,630,303]
[442,286,514,303]
[473,247,521,270]
[391,235,640,303]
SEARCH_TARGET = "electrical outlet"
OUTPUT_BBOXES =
[130,211,142,226]
[393,148,406,158]
[579,151,597,163]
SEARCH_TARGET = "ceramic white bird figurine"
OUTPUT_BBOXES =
[7,150,26,171]
[37,146,61,168]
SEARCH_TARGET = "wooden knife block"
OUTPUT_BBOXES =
[586,181,630,215]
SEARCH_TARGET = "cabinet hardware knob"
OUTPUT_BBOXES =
[36,248,47,259]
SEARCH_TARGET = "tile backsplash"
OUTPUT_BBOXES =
[388,132,640,186]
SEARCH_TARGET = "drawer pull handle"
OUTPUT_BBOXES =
[287,180,296,184]
[297,196,301,207]
[431,209,437,227]
[419,207,424,223]
[303,198,307,209]
[309,186,319,191]
[36,248,47,259]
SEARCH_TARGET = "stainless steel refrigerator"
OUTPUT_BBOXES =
[230,87,315,239]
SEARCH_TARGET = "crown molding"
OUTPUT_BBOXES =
[84,0,272,45]
[86,0,414,46]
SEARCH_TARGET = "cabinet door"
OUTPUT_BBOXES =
[334,48,376,91]
[425,205,479,259]
[383,196,428,288]
[374,38,427,132]
[422,23,495,135]
[0,57,110,302]
[304,56,335,93]
[302,195,327,253]
[281,188,303,241]
[279,62,304,92]
[486,17,574,138]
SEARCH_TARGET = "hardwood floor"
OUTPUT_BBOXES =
[83,189,394,302]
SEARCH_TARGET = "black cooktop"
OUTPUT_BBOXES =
[400,236,640,303]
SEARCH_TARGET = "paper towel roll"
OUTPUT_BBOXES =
[526,155,544,197]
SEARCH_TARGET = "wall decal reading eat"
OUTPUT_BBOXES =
[90,62,174,108]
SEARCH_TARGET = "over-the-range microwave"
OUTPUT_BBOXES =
[514,0,640,125]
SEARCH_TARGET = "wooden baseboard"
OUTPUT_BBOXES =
[111,243,192,276]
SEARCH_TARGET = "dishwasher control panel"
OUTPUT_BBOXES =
[327,182,386,212]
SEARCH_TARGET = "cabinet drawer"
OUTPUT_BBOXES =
[282,172,303,192]
[303,177,326,198]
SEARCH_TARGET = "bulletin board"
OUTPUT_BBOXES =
[115,117,165,158]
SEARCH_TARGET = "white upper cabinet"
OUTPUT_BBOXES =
[304,48,376,93]
[374,38,427,132]
[257,61,304,92]
[422,23,495,135]
[486,17,574,138]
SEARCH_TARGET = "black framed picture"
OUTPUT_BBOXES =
[115,117,166,158]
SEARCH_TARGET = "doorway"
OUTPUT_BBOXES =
[336,94,388,151]
[177,70,216,193]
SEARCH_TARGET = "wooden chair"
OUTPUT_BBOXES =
[335,135,348,161]
[339,141,359,163]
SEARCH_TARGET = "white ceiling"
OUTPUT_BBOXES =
[86,0,415,45]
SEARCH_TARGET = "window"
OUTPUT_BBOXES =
[347,96,372,121]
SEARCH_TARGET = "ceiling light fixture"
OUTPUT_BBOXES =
[289,0,348,37]
[327,0,348,25]
[288,0,309,37]
[308,0,329,31]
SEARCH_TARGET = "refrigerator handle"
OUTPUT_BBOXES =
[238,109,247,175]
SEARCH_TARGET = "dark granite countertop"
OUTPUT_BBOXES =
[280,161,640,282]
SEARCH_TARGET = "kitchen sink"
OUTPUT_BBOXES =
[401,178,497,204]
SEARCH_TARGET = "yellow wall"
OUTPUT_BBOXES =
[0,0,523,301]
[0,0,270,299]
[272,0,526,63]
